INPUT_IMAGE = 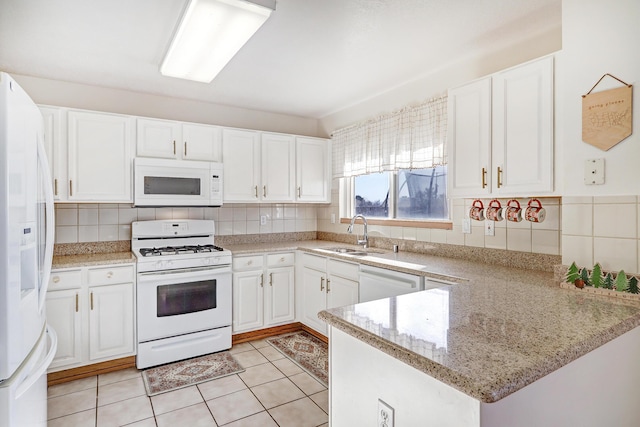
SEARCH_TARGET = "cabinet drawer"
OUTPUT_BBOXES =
[87,265,135,286]
[267,252,295,268]
[327,259,359,281]
[233,255,264,271]
[302,253,326,271]
[49,270,82,291]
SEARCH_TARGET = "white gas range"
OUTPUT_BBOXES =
[132,220,232,369]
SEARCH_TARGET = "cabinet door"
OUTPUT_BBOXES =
[182,123,222,161]
[68,111,133,201]
[265,266,295,326]
[261,133,295,202]
[296,137,330,202]
[136,117,181,159]
[46,289,82,369]
[301,267,327,334]
[447,78,492,197]
[492,56,554,195]
[222,129,261,202]
[39,106,66,200]
[232,270,264,333]
[327,275,358,310]
[88,283,134,361]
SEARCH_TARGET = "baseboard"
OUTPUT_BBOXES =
[232,322,305,344]
[47,356,136,386]
[232,322,328,345]
[48,323,328,386]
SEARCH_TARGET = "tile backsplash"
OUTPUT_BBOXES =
[55,195,640,275]
[562,196,640,274]
[54,203,318,244]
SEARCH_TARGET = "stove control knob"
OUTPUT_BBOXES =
[202,257,212,266]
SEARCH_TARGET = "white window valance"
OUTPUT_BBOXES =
[331,95,447,178]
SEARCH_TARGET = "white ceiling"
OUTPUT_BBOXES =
[0,0,561,119]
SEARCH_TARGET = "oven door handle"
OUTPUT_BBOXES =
[137,266,231,284]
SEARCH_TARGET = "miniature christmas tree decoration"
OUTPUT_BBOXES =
[590,263,604,288]
[627,276,639,294]
[603,273,614,290]
[615,270,628,292]
[566,262,581,284]
[580,268,591,286]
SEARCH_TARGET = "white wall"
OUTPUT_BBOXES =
[13,73,321,137]
[319,25,561,135]
[558,0,640,197]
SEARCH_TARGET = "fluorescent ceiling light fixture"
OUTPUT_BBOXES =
[161,0,275,83]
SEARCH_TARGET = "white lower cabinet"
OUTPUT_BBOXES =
[232,252,295,334]
[46,264,136,372]
[299,253,359,335]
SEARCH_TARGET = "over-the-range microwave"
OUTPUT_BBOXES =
[133,157,223,207]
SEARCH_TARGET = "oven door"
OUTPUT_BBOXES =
[137,265,231,342]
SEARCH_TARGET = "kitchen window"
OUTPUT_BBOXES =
[342,166,450,226]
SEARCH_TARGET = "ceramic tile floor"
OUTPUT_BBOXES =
[47,338,328,427]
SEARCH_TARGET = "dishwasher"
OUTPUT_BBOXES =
[359,265,424,303]
[359,265,458,303]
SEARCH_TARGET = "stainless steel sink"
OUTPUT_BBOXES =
[317,247,379,257]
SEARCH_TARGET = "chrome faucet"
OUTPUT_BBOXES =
[347,214,368,249]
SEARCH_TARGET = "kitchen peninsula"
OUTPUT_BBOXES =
[319,269,640,426]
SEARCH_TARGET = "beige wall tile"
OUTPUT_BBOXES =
[532,229,560,255]
[562,203,592,236]
[506,229,531,252]
[593,237,638,274]
[593,203,636,238]
[562,235,593,267]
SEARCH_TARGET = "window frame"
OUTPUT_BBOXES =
[338,171,453,230]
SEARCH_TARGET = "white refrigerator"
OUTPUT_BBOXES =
[0,72,57,427]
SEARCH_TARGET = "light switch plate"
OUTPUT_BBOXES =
[584,158,605,185]
[462,218,471,234]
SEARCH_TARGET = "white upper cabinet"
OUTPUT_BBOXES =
[182,123,222,161]
[222,128,261,202]
[447,78,492,197]
[137,117,222,161]
[223,130,329,203]
[39,106,65,200]
[67,110,134,202]
[261,133,296,202]
[296,137,330,203]
[448,56,554,197]
[492,56,554,195]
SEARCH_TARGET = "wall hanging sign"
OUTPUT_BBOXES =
[582,73,633,151]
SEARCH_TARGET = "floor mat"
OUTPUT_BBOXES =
[142,351,244,396]
[267,331,328,386]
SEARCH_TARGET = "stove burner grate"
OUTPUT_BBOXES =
[139,244,225,257]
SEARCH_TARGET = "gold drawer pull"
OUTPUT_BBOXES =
[106,271,113,279]
[327,279,331,293]
[497,166,503,188]
[481,167,487,189]
[75,293,79,312]
[320,277,325,291]
[269,273,273,286]
[90,292,94,310]
[260,274,264,287]
[52,276,60,283]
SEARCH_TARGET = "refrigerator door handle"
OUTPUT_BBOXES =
[15,326,57,399]
[36,138,55,312]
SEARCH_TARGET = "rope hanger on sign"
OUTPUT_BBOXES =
[583,73,632,97]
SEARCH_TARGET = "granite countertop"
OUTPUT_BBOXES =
[319,274,640,403]
[52,252,136,269]
[227,240,534,283]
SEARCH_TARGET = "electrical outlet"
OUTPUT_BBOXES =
[462,218,471,234]
[331,213,336,224]
[584,158,605,185]
[485,220,495,236]
[260,215,267,225]
[378,399,394,427]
